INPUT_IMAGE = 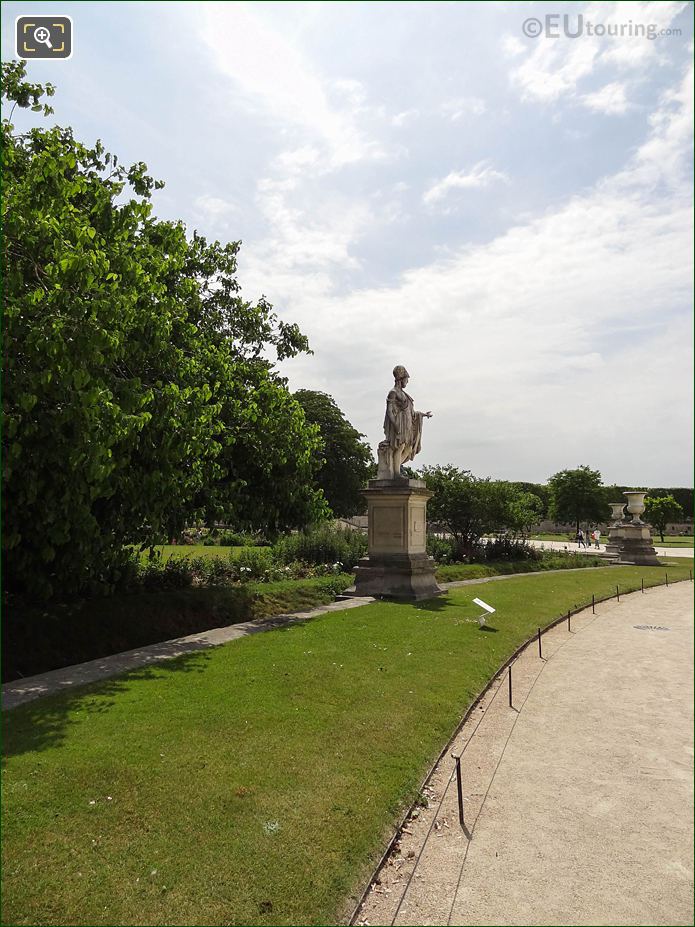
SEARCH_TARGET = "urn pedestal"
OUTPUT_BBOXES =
[351,478,442,600]
[606,493,660,566]
[604,502,626,559]
[613,523,661,566]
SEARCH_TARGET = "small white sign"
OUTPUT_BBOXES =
[472,597,496,615]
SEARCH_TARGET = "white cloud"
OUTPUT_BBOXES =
[329,78,368,108]
[192,194,239,228]
[501,34,526,58]
[391,109,419,127]
[241,175,374,292]
[272,145,322,175]
[438,96,487,121]
[241,60,693,484]
[612,62,693,188]
[581,81,632,114]
[423,161,509,206]
[510,1,688,105]
[197,2,386,168]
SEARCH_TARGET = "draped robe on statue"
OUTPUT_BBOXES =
[377,386,426,478]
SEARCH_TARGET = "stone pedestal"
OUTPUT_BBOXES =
[607,524,660,566]
[605,524,625,559]
[352,478,442,600]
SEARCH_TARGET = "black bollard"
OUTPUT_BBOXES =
[665,572,669,587]
[453,754,464,828]
[592,593,595,614]
[537,627,543,660]
[508,666,513,708]
[616,584,620,602]
[567,609,571,632]
[641,577,644,594]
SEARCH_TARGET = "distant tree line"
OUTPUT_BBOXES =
[487,480,691,524]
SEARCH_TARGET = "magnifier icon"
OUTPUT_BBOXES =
[33,26,53,49]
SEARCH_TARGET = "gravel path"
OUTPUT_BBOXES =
[358,582,693,927]
[526,538,693,559]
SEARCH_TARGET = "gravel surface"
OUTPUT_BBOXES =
[358,582,693,927]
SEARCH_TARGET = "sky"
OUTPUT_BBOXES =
[3,0,693,486]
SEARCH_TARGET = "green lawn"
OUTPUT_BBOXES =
[528,532,577,541]
[3,562,691,927]
[650,536,695,547]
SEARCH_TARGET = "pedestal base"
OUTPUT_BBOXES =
[606,524,660,566]
[351,477,443,601]
[604,526,624,559]
[353,553,441,600]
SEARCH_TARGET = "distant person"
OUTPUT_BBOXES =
[594,528,601,549]
[576,529,585,548]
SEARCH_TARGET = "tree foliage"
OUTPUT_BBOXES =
[422,465,543,557]
[547,465,608,529]
[513,481,550,518]
[606,485,693,519]
[2,62,326,600]
[644,494,684,542]
[293,390,374,517]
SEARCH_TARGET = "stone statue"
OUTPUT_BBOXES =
[376,365,432,480]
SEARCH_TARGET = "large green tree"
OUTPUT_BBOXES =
[547,465,608,530]
[293,390,374,517]
[422,465,543,557]
[2,62,326,600]
[644,494,684,542]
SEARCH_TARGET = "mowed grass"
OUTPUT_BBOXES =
[140,545,259,562]
[650,536,694,547]
[3,562,692,927]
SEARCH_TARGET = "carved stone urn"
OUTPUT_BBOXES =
[624,491,647,525]
[606,492,658,566]
[609,502,626,526]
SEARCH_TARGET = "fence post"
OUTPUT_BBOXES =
[537,627,543,660]
[592,593,595,614]
[453,754,464,829]
[616,584,620,602]
[567,609,571,632]
[508,666,513,708]
[641,577,644,594]
[665,572,669,587]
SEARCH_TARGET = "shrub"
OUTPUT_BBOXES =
[479,538,542,563]
[233,546,279,580]
[138,556,195,591]
[427,535,458,564]
[273,524,367,570]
